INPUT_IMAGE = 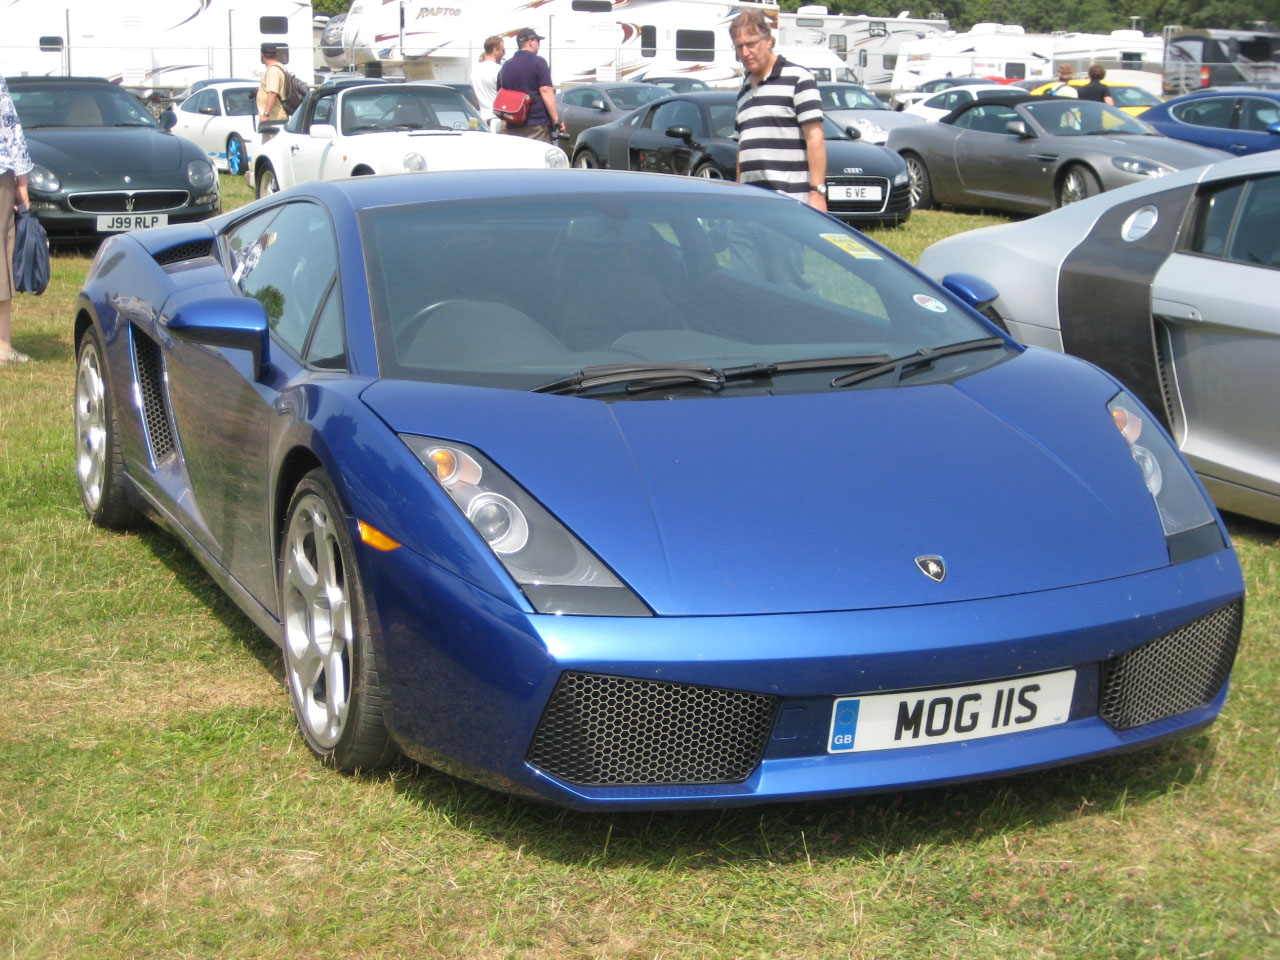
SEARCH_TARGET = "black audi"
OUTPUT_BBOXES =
[7,76,220,244]
[570,91,912,228]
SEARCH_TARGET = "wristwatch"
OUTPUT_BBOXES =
[810,183,827,196]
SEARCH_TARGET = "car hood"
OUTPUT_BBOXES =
[825,140,905,175]
[361,130,554,169]
[27,127,186,178]
[1042,133,1228,166]
[363,349,1176,616]
[828,110,924,130]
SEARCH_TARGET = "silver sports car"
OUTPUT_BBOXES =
[917,151,1280,524]
[887,94,1230,213]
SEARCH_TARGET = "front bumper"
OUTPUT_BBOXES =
[362,540,1243,810]
[29,189,221,242]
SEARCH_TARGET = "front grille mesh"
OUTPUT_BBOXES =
[1099,600,1243,730]
[132,329,174,461]
[153,240,213,265]
[526,672,777,786]
[69,190,190,213]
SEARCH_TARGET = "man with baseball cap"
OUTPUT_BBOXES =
[257,43,288,126]
[496,27,564,142]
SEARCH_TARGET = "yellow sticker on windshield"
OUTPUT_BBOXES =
[822,233,882,259]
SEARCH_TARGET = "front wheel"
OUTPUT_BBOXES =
[280,470,397,772]
[74,328,142,529]
[1056,164,1101,207]
[227,133,247,177]
[693,161,725,179]
[902,152,933,209]
[256,164,279,199]
[573,148,599,169]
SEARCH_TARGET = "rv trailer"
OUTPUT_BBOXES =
[1162,26,1280,95]
[778,6,949,93]
[338,0,779,87]
[1,0,315,99]
[889,23,1055,94]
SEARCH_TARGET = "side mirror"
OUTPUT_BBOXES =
[160,110,177,130]
[1268,121,1280,135]
[589,98,606,111]
[665,124,694,143]
[844,124,862,140]
[309,123,337,140]
[1005,119,1033,138]
[941,273,1005,331]
[167,297,271,381]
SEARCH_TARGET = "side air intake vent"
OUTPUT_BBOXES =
[153,240,213,266]
[527,672,777,786]
[132,328,175,462]
[1099,599,1243,730]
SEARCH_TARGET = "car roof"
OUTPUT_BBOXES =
[5,75,117,86]
[1171,86,1280,98]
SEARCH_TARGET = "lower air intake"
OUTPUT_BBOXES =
[1099,599,1243,730]
[526,672,777,786]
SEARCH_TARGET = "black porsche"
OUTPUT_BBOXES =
[570,91,912,227]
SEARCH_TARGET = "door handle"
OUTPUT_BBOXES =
[290,144,300,155]
[1152,297,1202,323]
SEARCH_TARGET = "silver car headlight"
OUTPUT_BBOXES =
[1112,156,1169,178]
[1107,392,1218,546]
[186,159,216,188]
[893,170,910,186]
[852,118,887,142]
[544,147,569,169]
[401,435,650,616]
[29,163,62,193]
[404,152,427,172]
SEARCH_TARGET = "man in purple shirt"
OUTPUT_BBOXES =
[497,27,564,142]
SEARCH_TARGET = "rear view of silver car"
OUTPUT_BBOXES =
[917,152,1280,524]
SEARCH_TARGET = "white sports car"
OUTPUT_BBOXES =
[165,81,261,177]
[251,81,568,196]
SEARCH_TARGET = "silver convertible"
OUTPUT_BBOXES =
[918,151,1280,524]
[887,94,1229,213]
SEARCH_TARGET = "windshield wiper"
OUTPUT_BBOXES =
[831,337,1007,388]
[535,355,892,395]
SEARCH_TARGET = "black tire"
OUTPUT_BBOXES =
[1056,164,1101,208]
[693,161,726,179]
[256,164,279,199]
[73,327,143,529]
[279,469,397,772]
[572,148,599,169]
[902,152,933,210]
[226,133,248,177]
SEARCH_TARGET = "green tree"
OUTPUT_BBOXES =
[312,0,352,17]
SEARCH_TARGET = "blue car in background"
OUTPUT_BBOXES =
[72,170,1244,810]
[1140,87,1280,154]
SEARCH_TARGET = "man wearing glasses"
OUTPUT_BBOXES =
[731,10,827,212]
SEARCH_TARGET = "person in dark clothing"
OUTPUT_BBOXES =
[497,27,564,142]
[1077,64,1115,106]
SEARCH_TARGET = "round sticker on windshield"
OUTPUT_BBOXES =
[913,294,947,313]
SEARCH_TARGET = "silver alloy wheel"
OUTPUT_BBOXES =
[573,151,597,168]
[282,493,353,749]
[694,163,724,179]
[1058,166,1097,206]
[74,342,108,512]
[258,167,278,198]
[904,155,926,207]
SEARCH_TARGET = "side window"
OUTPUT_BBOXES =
[562,88,593,108]
[305,283,347,369]
[1172,97,1235,128]
[829,35,847,54]
[310,92,337,127]
[640,24,656,58]
[954,104,1015,132]
[651,99,701,136]
[1238,97,1280,132]
[227,202,340,356]
[222,87,257,117]
[183,89,217,115]
[675,29,714,62]
[1225,175,1280,267]
[1188,179,1244,258]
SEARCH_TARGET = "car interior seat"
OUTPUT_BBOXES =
[63,93,103,125]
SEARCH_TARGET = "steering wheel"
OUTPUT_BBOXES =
[396,300,474,354]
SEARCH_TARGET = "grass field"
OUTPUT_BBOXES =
[1,174,1276,959]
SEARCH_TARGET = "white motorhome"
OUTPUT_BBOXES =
[338,0,778,86]
[890,23,1055,92]
[1,0,314,98]
[779,6,949,92]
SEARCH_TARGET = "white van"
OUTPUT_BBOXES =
[773,45,858,83]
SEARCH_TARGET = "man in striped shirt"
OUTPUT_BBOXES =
[732,10,827,212]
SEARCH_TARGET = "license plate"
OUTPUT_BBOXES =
[830,185,882,201]
[828,669,1076,753]
[96,214,168,232]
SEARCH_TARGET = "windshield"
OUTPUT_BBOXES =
[1111,86,1161,108]
[606,85,668,110]
[1023,99,1155,135]
[361,193,999,392]
[340,86,483,134]
[9,82,159,128]
[821,84,887,111]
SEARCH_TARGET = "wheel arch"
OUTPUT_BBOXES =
[1056,160,1101,194]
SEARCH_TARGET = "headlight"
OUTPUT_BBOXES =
[893,170,910,186]
[401,436,650,616]
[404,152,427,172]
[853,118,887,141]
[544,147,569,169]
[1107,392,1218,546]
[1112,156,1168,177]
[186,159,215,188]
[29,163,62,193]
